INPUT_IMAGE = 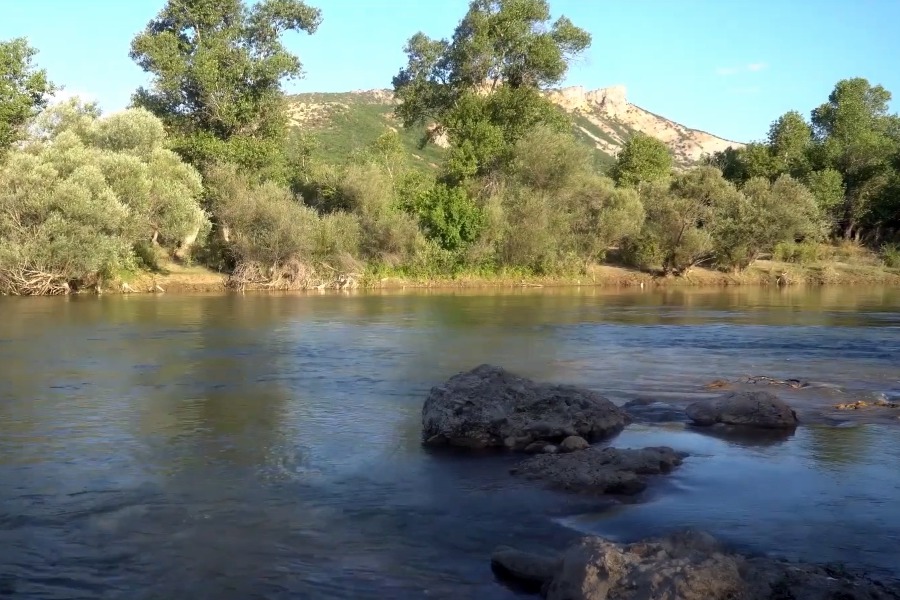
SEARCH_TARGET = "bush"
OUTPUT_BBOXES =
[713,175,827,271]
[882,244,900,268]
[0,105,207,294]
[621,235,664,271]
[773,241,821,264]
[566,175,645,261]
[633,173,718,275]
[410,183,484,252]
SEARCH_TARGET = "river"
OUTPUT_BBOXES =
[1,287,899,599]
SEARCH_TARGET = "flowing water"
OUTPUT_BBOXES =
[1,287,899,599]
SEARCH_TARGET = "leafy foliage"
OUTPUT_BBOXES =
[0,38,55,154]
[610,133,673,187]
[129,0,321,174]
[713,175,826,271]
[392,0,590,180]
[0,103,207,293]
[715,77,900,243]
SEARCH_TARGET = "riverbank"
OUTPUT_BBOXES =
[117,258,900,295]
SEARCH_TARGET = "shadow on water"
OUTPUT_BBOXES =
[684,423,797,448]
[1,288,899,598]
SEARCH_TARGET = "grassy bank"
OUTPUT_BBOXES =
[112,256,900,295]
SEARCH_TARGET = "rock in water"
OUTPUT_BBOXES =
[494,530,899,600]
[422,364,627,449]
[686,391,799,429]
[621,398,689,423]
[510,446,687,495]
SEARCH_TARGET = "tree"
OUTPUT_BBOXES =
[129,0,321,174]
[0,38,55,154]
[712,175,826,271]
[627,167,739,274]
[610,133,673,187]
[811,78,899,239]
[767,110,812,178]
[805,168,845,227]
[0,102,208,294]
[712,142,776,184]
[392,0,591,180]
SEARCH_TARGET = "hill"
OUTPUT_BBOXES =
[286,86,743,170]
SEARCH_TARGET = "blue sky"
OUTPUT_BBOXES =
[2,0,898,142]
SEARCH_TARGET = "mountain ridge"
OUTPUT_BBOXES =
[286,85,743,168]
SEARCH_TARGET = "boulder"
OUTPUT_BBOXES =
[510,446,687,496]
[493,530,900,600]
[559,436,590,452]
[422,365,627,449]
[686,391,799,429]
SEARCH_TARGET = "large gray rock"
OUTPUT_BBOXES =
[492,530,900,600]
[422,365,628,449]
[510,446,687,495]
[686,391,799,429]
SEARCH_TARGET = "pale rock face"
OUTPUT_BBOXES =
[545,85,629,118]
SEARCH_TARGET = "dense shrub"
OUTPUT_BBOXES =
[0,102,207,294]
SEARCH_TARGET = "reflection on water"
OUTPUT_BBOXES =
[0,287,899,598]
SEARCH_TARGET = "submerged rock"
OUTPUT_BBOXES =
[492,530,900,600]
[686,391,799,429]
[491,546,560,592]
[421,365,627,449]
[510,446,687,496]
[621,398,689,424]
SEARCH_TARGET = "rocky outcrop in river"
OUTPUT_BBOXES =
[686,391,799,429]
[422,365,628,449]
[510,446,687,495]
[492,529,900,600]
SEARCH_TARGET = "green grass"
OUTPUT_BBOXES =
[288,92,445,171]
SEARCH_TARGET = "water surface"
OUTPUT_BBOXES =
[1,287,899,599]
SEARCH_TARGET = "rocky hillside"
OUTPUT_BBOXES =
[547,85,742,164]
[287,86,742,169]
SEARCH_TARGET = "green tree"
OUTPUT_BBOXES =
[392,0,590,180]
[712,142,776,184]
[805,168,845,227]
[811,77,899,239]
[129,0,321,175]
[610,133,673,187]
[0,38,55,154]
[767,110,812,178]
[627,167,739,274]
[712,175,826,271]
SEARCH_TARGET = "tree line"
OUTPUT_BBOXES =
[1,0,898,294]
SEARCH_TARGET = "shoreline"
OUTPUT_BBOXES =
[111,259,900,295]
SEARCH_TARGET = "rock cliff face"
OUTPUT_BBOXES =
[545,84,742,164]
[287,84,743,166]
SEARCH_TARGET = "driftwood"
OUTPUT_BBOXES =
[0,267,71,296]
[224,259,359,292]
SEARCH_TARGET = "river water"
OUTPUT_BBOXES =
[1,287,899,599]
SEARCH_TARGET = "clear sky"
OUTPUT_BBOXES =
[2,0,898,142]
